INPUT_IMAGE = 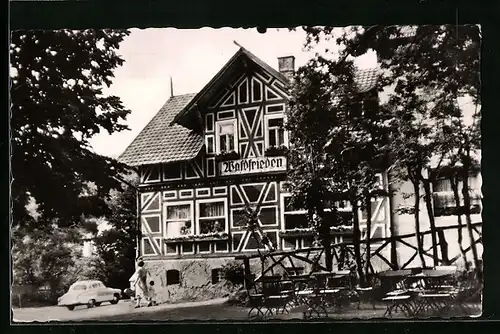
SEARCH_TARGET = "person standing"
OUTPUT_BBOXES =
[133,260,148,308]
[146,280,156,307]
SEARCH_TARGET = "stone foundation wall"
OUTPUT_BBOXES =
[143,257,242,304]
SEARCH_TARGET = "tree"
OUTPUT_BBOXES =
[10,29,131,229]
[386,93,436,268]
[438,101,481,273]
[286,55,391,281]
[348,25,480,273]
[286,56,344,272]
[302,25,481,272]
[12,225,83,301]
[321,70,392,285]
[92,173,138,290]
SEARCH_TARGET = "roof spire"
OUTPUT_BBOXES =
[170,76,174,97]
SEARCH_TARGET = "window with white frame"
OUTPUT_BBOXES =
[197,199,227,235]
[216,119,238,154]
[282,195,352,229]
[164,202,193,238]
[432,174,482,216]
[265,115,286,149]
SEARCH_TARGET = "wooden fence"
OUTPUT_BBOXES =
[235,222,482,288]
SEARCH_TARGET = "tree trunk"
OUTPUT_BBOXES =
[351,198,365,287]
[449,174,469,270]
[411,178,427,268]
[317,204,334,271]
[461,150,482,279]
[364,191,372,283]
[422,178,439,266]
[387,171,399,269]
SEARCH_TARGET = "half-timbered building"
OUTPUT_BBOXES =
[119,45,481,302]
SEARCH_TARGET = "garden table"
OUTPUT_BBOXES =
[420,269,456,290]
[406,270,458,316]
[379,269,414,296]
[308,271,351,315]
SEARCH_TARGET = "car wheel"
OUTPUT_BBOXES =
[110,294,120,305]
[95,302,102,306]
[87,299,96,308]
[67,305,75,311]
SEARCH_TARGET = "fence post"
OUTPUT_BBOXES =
[437,228,450,265]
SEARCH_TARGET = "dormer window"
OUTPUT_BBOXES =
[216,119,238,154]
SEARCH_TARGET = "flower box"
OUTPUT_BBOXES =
[215,151,240,162]
[264,145,289,157]
[164,232,230,244]
[279,226,353,238]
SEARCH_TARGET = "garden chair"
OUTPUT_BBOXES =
[247,281,266,318]
[448,270,482,315]
[382,294,415,317]
[260,275,290,317]
[355,274,378,310]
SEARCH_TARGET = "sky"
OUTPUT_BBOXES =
[88,27,378,158]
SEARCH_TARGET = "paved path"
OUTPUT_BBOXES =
[12,298,230,322]
[13,299,481,322]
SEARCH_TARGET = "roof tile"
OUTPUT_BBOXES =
[355,68,379,93]
[118,93,203,166]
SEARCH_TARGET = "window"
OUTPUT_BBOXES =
[165,202,193,238]
[432,175,482,216]
[216,120,238,154]
[71,284,87,291]
[434,178,453,193]
[282,195,354,230]
[265,115,286,148]
[166,270,180,285]
[211,268,224,284]
[197,199,227,234]
[283,196,308,230]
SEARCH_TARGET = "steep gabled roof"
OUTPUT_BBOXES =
[118,93,203,167]
[118,48,380,168]
[170,45,289,126]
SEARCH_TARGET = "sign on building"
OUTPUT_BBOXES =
[219,157,287,176]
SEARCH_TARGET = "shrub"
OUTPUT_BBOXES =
[221,262,245,286]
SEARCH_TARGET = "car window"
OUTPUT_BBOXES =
[91,283,99,289]
[72,284,87,291]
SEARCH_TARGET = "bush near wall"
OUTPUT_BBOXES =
[221,262,245,286]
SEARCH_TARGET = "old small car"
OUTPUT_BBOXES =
[57,280,121,310]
